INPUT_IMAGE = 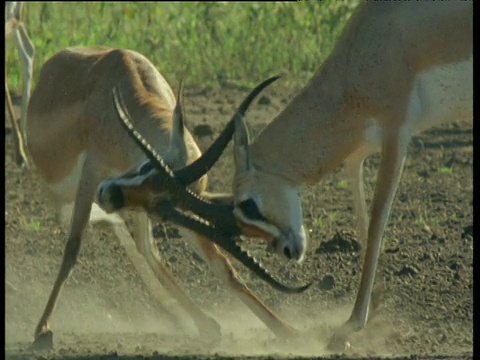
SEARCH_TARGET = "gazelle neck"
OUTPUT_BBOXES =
[248,2,472,187]
[250,58,368,186]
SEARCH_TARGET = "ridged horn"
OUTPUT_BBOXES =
[155,201,311,294]
[112,86,237,230]
[173,75,281,185]
[112,84,312,293]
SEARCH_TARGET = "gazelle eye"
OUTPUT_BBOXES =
[238,198,266,221]
[139,162,153,175]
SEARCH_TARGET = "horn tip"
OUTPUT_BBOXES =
[287,281,313,294]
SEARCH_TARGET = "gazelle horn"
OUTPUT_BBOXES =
[111,78,312,294]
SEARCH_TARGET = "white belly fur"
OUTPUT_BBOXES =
[48,151,125,225]
[409,56,473,134]
[48,150,131,203]
[363,57,473,152]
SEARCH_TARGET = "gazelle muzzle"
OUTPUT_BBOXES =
[96,180,124,213]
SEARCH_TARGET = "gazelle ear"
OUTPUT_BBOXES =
[169,79,187,158]
[234,114,252,175]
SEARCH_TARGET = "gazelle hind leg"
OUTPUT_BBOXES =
[126,212,221,339]
[179,228,298,339]
[328,128,409,351]
[33,157,102,350]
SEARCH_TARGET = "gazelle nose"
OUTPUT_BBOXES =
[108,184,124,210]
[97,182,125,211]
[280,241,305,262]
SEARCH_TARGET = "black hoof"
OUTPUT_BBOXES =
[15,158,27,169]
[32,330,54,351]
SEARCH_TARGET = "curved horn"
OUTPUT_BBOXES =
[112,86,312,292]
[113,86,177,182]
[112,86,237,229]
[174,75,281,185]
[173,78,185,134]
[156,201,312,294]
[112,78,282,229]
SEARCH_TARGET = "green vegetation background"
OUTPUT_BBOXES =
[6,1,358,92]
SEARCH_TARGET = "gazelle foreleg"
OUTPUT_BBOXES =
[344,147,386,322]
[33,157,104,350]
[179,228,299,339]
[111,215,187,331]
[328,126,408,350]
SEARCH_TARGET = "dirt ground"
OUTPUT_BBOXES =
[5,84,473,360]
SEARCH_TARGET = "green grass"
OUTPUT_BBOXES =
[437,166,453,175]
[336,179,349,189]
[311,211,338,229]
[6,1,358,92]
[28,219,42,230]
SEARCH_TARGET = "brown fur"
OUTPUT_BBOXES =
[26,46,296,350]
[250,1,472,182]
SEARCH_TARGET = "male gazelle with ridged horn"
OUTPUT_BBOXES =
[232,1,472,349]
[5,1,34,167]
[96,2,473,350]
[26,46,303,350]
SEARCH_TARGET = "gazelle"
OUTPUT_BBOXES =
[5,1,34,167]
[25,46,301,350]
[97,1,473,350]
[232,1,472,349]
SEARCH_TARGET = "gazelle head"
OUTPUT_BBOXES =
[97,80,203,214]
[232,115,307,263]
[95,76,312,294]
[96,76,280,216]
